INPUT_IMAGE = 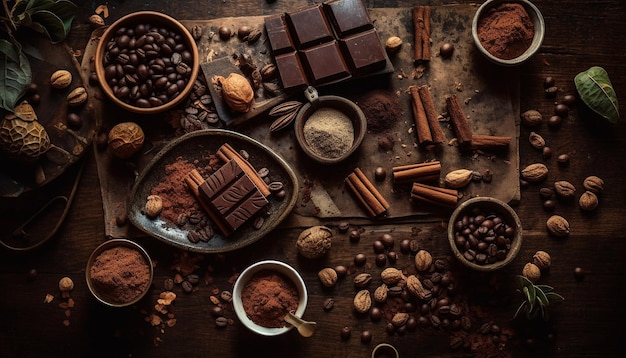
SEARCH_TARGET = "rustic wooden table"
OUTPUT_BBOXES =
[1,1,625,357]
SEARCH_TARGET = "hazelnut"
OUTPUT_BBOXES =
[318,268,338,288]
[414,250,433,271]
[385,36,403,53]
[296,225,332,259]
[108,122,145,159]
[522,262,541,283]
[59,277,74,292]
[554,180,576,199]
[444,169,473,189]
[521,110,542,127]
[520,163,548,182]
[579,191,598,211]
[532,251,552,270]
[583,176,604,194]
[145,195,163,218]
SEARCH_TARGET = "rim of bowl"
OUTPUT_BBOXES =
[447,197,523,271]
[94,11,199,114]
[471,0,545,66]
[232,260,308,336]
[85,238,154,307]
[294,95,367,165]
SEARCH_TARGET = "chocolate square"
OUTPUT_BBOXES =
[324,0,373,38]
[338,29,387,75]
[199,159,268,235]
[264,14,295,55]
[300,41,350,85]
[274,52,308,90]
[286,4,334,48]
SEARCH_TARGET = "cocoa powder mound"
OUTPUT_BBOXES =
[90,246,151,303]
[355,90,402,133]
[477,3,535,60]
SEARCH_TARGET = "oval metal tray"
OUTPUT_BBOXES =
[128,129,298,253]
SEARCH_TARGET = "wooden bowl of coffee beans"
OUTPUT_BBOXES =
[448,197,522,271]
[94,11,199,114]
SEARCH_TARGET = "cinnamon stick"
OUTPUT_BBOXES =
[410,182,458,208]
[392,161,441,184]
[217,143,270,196]
[345,168,390,217]
[445,94,473,147]
[417,85,446,143]
[468,134,511,151]
[409,86,432,145]
[422,6,431,61]
[413,6,424,63]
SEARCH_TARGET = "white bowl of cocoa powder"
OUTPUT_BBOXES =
[86,239,154,307]
[472,0,545,66]
[232,260,308,336]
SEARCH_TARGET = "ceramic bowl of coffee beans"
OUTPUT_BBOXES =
[294,86,367,165]
[94,11,199,114]
[232,260,308,336]
[471,0,545,66]
[448,197,522,271]
[85,239,154,307]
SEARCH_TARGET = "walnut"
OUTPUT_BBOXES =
[215,73,254,112]
[521,109,543,127]
[145,195,163,218]
[391,312,409,327]
[522,262,541,283]
[353,273,372,288]
[50,70,72,89]
[533,250,552,270]
[108,122,145,159]
[414,249,433,271]
[353,290,372,314]
[444,169,473,189]
[547,215,570,237]
[296,226,332,259]
[554,180,576,199]
[317,268,338,288]
[373,284,389,303]
[579,191,598,211]
[583,176,604,194]
[380,267,405,285]
[521,163,548,182]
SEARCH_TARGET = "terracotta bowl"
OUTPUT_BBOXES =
[294,87,367,165]
[94,11,199,114]
[472,0,545,66]
[448,197,523,272]
[85,239,154,307]
[232,260,308,336]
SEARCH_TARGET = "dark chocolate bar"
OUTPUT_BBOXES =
[338,29,387,75]
[199,159,268,235]
[286,4,334,48]
[264,14,295,55]
[323,0,373,38]
[300,41,350,85]
[274,52,308,90]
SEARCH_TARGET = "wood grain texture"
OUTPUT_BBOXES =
[1,1,626,357]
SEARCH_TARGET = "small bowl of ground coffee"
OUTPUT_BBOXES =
[472,0,545,66]
[294,86,367,165]
[232,260,308,336]
[86,239,153,307]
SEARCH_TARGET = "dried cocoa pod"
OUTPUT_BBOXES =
[269,111,298,132]
[269,101,303,117]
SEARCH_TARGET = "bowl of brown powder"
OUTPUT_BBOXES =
[232,260,308,336]
[472,0,545,66]
[294,86,367,164]
[86,239,153,307]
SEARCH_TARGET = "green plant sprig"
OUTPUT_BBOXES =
[514,275,565,321]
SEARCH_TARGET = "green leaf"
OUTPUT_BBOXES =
[0,39,32,112]
[575,66,620,123]
[536,288,549,306]
[546,292,565,303]
[30,10,67,43]
[514,301,528,319]
[535,284,554,293]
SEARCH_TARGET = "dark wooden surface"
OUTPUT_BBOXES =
[1,1,625,357]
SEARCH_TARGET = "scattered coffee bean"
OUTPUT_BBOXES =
[220,290,233,302]
[557,153,570,166]
[373,240,385,253]
[218,26,231,40]
[544,86,558,98]
[380,233,394,248]
[215,316,228,327]
[164,278,174,291]
[370,307,382,322]
[555,103,569,117]
[450,336,464,350]
[544,76,555,88]
[375,253,387,267]
[181,280,193,293]
[349,230,361,243]
[340,326,351,340]
[374,166,387,181]
[337,221,350,233]
[408,239,420,254]
[66,113,82,129]
[387,251,398,264]
[548,115,562,130]
[360,330,372,343]
[323,298,335,311]
[354,253,367,266]
[186,274,200,285]
[562,94,576,106]
[574,266,585,280]
[542,146,552,159]
[439,42,455,58]
[539,187,554,199]
[400,239,410,253]
[386,322,396,335]
[210,306,223,317]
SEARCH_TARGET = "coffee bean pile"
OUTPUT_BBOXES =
[102,22,194,108]
[452,207,516,265]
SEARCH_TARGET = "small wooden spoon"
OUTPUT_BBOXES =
[284,311,316,337]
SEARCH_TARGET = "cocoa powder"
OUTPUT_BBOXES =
[241,270,299,328]
[477,3,535,60]
[356,90,402,133]
[90,246,151,303]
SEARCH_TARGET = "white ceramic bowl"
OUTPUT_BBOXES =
[472,0,545,66]
[232,260,308,336]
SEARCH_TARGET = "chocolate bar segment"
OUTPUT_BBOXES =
[323,0,373,38]
[300,41,350,85]
[339,29,387,75]
[274,51,308,90]
[286,4,334,49]
[199,159,268,235]
[264,14,295,55]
